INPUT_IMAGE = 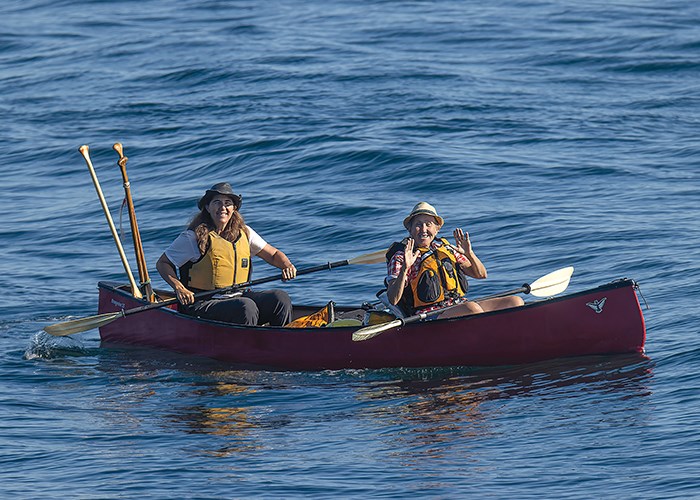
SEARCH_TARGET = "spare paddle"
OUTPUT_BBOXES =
[44,249,387,337]
[352,266,574,342]
[80,145,143,299]
[114,142,154,301]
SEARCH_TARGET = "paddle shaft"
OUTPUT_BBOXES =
[396,284,532,327]
[44,250,385,336]
[392,266,574,327]
[117,259,354,318]
[114,143,154,301]
[352,266,574,341]
[80,145,143,299]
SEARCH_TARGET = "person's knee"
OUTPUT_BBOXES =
[477,296,523,312]
[268,289,292,325]
[462,301,484,314]
[223,297,259,325]
[498,296,524,309]
[270,289,292,310]
[438,300,483,319]
[185,297,259,325]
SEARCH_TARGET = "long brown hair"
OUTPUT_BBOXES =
[187,209,248,255]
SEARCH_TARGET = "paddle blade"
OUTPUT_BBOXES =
[352,319,403,342]
[529,266,574,297]
[43,311,123,337]
[348,249,387,265]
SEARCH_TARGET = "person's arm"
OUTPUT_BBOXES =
[256,244,297,280]
[386,238,419,305]
[452,228,487,279]
[156,253,196,305]
[386,273,407,306]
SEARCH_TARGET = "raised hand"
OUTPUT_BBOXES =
[404,237,421,269]
[453,228,473,255]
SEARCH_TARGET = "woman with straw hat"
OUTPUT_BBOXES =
[385,202,523,319]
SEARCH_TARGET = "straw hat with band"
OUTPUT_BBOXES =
[403,202,444,229]
[198,182,242,210]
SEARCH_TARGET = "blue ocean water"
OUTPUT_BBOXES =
[2,0,699,497]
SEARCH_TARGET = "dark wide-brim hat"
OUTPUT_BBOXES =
[198,182,242,210]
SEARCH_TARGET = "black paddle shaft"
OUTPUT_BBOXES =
[121,259,352,317]
[400,283,532,326]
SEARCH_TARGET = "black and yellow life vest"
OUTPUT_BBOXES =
[410,238,467,308]
[180,231,251,291]
[386,237,469,313]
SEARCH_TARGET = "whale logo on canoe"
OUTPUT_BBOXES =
[586,297,607,314]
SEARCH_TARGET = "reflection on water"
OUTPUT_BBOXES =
[82,344,653,460]
[351,354,654,463]
[168,381,266,457]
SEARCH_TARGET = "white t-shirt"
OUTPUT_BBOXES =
[164,225,267,268]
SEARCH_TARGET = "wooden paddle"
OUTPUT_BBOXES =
[80,145,143,299]
[44,249,387,336]
[113,142,154,301]
[352,266,575,342]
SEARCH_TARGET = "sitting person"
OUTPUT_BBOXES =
[385,202,523,319]
[156,182,297,326]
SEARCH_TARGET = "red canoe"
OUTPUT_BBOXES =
[95,278,646,370]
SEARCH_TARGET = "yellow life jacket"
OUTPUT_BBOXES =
[182,231,251,291]
[409,238,467,308]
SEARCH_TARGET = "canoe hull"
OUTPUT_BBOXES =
[97,279,646,370]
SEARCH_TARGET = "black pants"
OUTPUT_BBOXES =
[181,289,293,326]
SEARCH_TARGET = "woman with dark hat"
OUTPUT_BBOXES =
[385,202,523,319]
[156,182,297,326]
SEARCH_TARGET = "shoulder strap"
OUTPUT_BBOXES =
[178,232,210,286]
[385,238,409,262]
[436,237,452,250]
